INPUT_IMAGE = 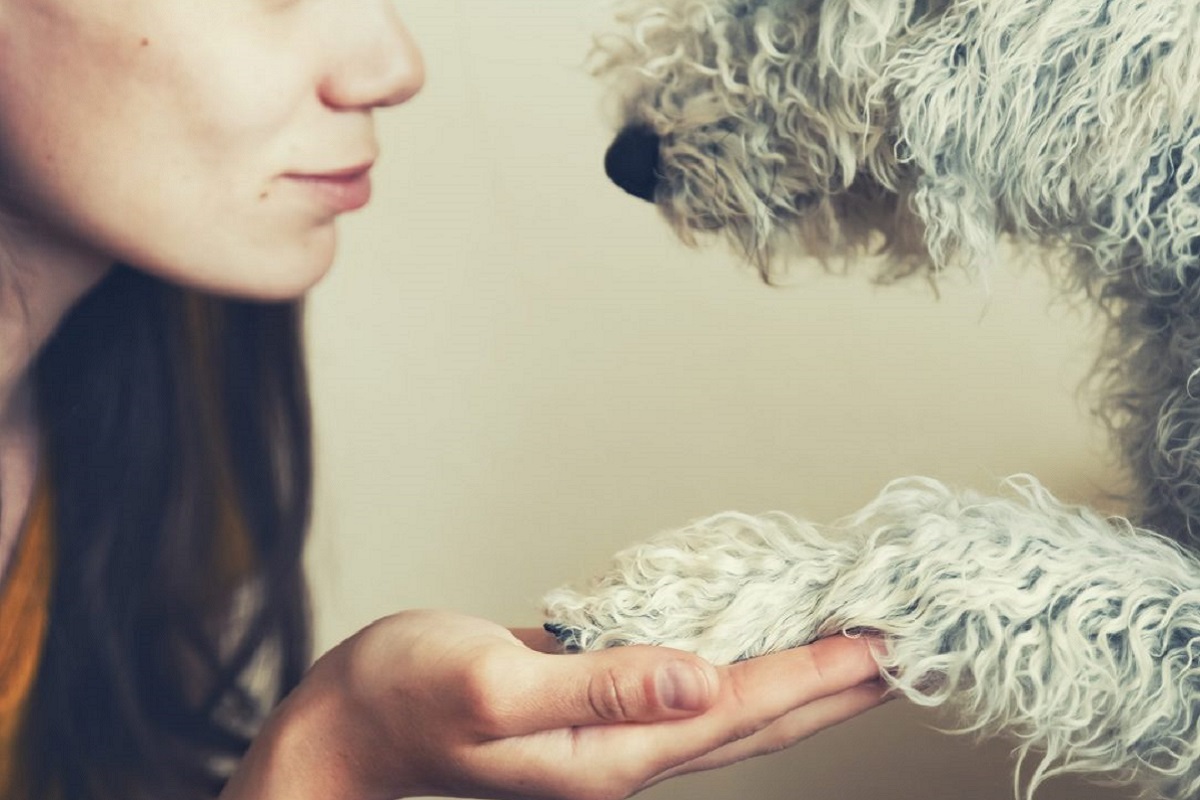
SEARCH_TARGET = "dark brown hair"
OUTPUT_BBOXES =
[24,266,313,798]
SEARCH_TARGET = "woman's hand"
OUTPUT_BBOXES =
[224,610,887,800]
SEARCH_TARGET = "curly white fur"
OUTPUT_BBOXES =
[544,478,1200,799]
[597,0,1200,543]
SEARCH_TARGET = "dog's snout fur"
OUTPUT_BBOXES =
[604,125,661,202]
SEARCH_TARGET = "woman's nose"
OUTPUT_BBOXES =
[319,2,426,111]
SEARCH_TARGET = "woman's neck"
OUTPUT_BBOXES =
[0,225,111,429]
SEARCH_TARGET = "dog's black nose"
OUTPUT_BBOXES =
[605,125,661,202]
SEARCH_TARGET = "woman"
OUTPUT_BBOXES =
[0,2,888,798]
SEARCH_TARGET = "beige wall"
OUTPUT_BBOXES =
[304,3,1131,799]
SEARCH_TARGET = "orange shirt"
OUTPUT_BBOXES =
[0,477,53,799]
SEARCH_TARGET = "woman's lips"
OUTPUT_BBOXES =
[285,163,374,212]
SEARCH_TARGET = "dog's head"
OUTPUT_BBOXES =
[597,0,944,278]
[597,0,1194,282]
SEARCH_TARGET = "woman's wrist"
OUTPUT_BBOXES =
[222,650,398,800]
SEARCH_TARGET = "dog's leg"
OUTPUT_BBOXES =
[1093,265,1200,543]
[544,477,1200,798]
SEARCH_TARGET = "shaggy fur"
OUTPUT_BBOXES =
[594,0,1200,541]
[544,478,1200,799]
[547,1,1200,795]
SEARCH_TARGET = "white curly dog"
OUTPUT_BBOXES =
[544,1,1200,798]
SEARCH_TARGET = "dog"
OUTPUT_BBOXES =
[545,1,1200,796]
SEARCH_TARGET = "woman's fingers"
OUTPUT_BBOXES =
[713,634,883,721]
[495,631,884,737]
[648,679,891,783]
[495,631,883,740]
[514,635,887,784]
[639,635,884,765]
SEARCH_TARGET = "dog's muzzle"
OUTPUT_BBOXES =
[605,125,661,202]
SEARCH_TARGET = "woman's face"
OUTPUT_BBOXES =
[0,0,424,300]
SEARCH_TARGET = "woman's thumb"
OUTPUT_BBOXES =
[503,647,719,734]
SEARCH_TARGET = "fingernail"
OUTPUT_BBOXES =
[657,661,711,711]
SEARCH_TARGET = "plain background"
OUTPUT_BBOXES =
[304,3,1136,799]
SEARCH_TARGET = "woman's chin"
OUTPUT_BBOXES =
[137,228,338,303]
